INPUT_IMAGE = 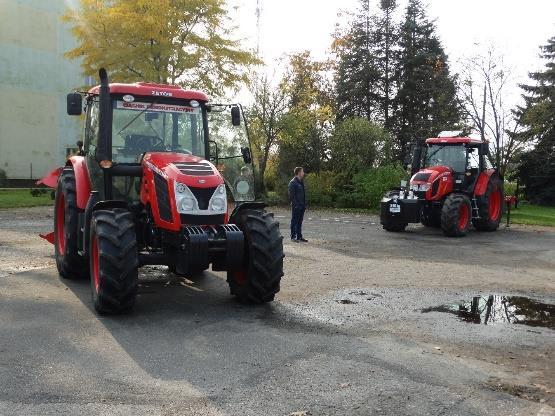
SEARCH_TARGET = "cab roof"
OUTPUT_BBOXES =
[88,82,209,101]
[426,136,484,145]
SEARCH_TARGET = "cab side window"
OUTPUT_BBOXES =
[468,148,480,169]
[85,100,99,156]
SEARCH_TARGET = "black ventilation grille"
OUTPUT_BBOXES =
[153,172,173,222]
[173,161,214,176]
[189,187,216,210]
[413,172,431,182]
[181,214,225,226]
[431,179,440,196]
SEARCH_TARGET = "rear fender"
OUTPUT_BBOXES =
[92,200,128,212]
[230,201,267,223]
[474,169,496,196]
[66,156,92,210]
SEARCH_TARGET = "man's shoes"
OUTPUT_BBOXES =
[298,238,308,243]
[291,238,299,243]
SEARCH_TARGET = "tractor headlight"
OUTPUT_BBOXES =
[179,197,195,212]
[175,183,188,194]
[174,182,197,213]
[419,183,431,191]
[209,184,227,213]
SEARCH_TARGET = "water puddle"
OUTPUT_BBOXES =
[422,295,554,329]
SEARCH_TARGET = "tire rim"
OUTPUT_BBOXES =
[92,237,100,292]
[489,189,501,221]
[56,193,65,254]
[458,203,469,230]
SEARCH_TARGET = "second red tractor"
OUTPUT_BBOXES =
[380,132,504,237]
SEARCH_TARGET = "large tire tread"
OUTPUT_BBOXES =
[54,168,87,279]
[473,175,504,232]
[441,193,471,237]
[90,209,138,314]
[227,209,284,304]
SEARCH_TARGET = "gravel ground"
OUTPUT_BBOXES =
[0,205,553,416]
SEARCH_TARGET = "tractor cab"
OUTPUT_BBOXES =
[40,69,283,314]
[409,134,491,200]
[71,81,255,206]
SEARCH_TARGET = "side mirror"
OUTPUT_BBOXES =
[67,93,82,116]
[480,142,489,156]
[241,147,252,164]
[231,105,241,126]
[407,140,423,175]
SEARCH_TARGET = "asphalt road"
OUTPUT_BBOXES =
[0,206,553,416]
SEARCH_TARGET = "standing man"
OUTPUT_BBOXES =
[288,167,308,242]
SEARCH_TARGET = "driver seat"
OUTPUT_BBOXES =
[121,134,160,156]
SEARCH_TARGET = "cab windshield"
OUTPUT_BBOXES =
[111,100,206,163]
[424,144,467,172]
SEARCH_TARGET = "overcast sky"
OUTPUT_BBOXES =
[231,0,555,106]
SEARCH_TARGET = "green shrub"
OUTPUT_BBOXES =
[304,171,336,206]
[264,191,285,206]
[273,165,406,210]
[349,164,407,210]
[504,182,517,197]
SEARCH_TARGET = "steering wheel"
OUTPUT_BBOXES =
[150,137,167,151]
[173,147,192,155]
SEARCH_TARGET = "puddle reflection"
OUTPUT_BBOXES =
[422,295,554,329]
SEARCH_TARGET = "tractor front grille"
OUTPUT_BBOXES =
[173,161,214,176]
[189,187,216,210]
[180,214,225,226]
[153,172,173,222]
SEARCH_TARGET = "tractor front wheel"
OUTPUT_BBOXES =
[441,194,471,237]
[227,209,284,303]
[89,209,138,314]
[54,167,86,279]
[473,176,504,231]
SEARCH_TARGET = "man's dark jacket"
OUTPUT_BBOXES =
[288,177,306,208]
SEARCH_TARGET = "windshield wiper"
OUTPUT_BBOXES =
[116,101,157,136]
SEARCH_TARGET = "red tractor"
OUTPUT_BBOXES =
[380,132,504,237]
[39,69,284,314]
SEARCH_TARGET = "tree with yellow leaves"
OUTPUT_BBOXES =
[63,0,259,95]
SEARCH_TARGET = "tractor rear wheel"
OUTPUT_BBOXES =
[473,176,504,231]
[441,193,471,237]
[89,209,138,314]
[227,209,284,303]
[54,167,87,279]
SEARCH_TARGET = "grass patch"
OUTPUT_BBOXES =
[508,203,555,227]
[0,189,54,209]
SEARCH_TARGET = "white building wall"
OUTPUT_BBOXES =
[0,0,84,179]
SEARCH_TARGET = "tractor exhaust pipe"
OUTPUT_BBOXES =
[97,68,113,199]
[411,140,424,176]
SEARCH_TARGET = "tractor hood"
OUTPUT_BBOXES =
[409,166,453,200]
[142,152,224,188]
[410,166,451,185]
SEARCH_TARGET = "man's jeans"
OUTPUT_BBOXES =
[291,205,305,240]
